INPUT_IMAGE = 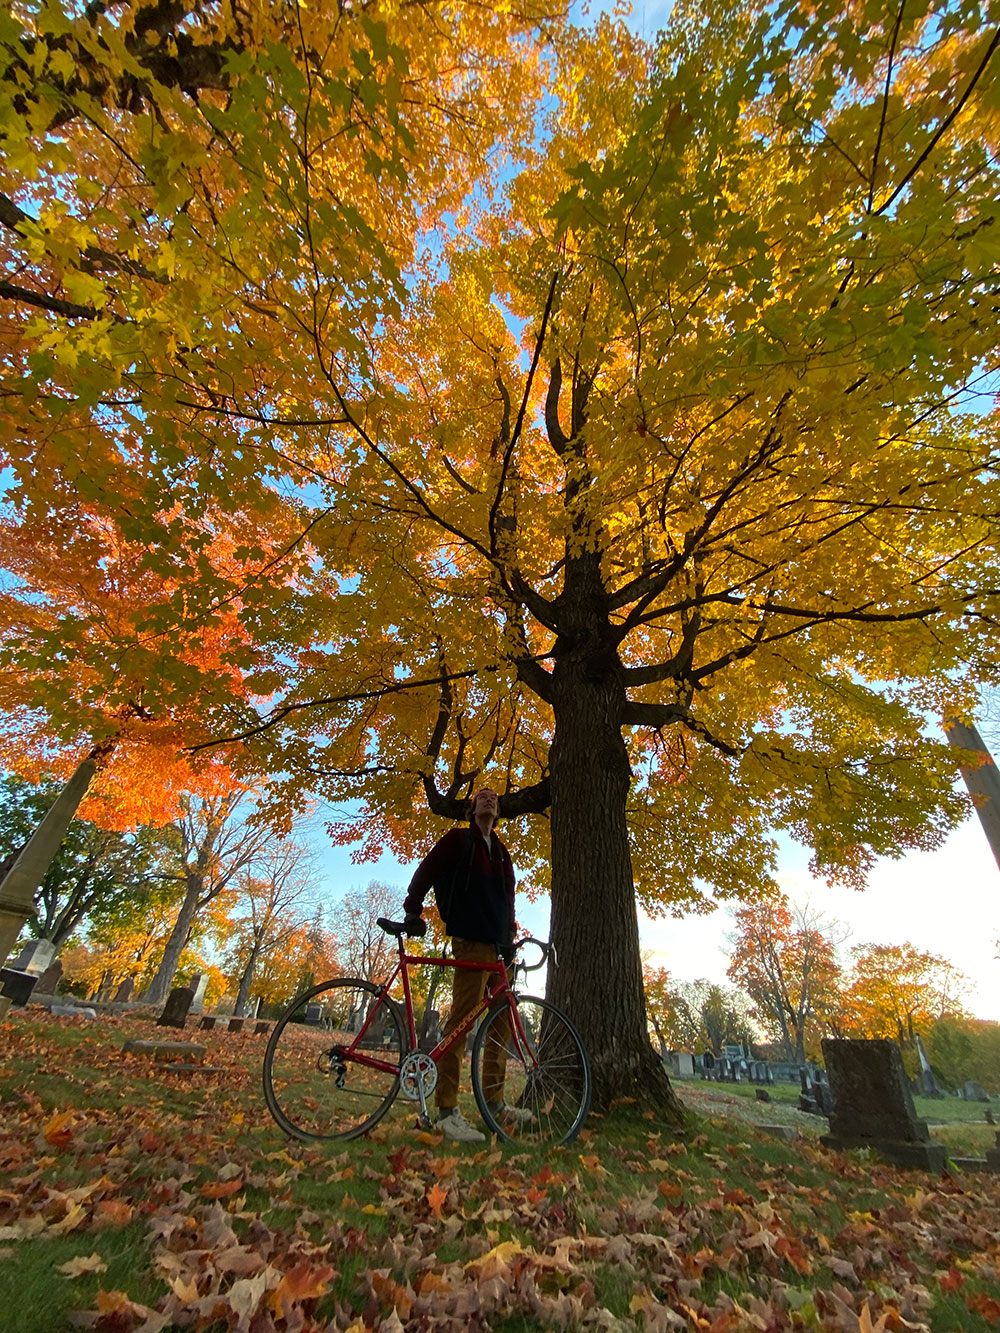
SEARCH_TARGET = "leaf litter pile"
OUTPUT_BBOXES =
[3,1014,1000,1332]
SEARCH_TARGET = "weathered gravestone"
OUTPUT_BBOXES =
[188,972,209,1015]
[157,986,195,1029]
[199,1016,217,1030]
[1,938,57,1005]
[820,1038,946,1171]
[113,977,134,1003]
[37,957,64,995]
[964,1079,989,1102]
[15,938,56,975]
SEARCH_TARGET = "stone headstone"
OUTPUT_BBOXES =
[123,1039,207,1059]
[113,977,134,1003]
[157,986,194,1029]
[304,1003,323,1025]
[674,1051,695,1079]
[820,1038,946,1171]
[51,1003,97,1019]
[254,1021,269,1035]
[14,938,56,976]
[199,1016,217,1030]
[188,972,209,1015]
[228,1017,244,1033]
[755,1088,771,1103]
[37,958,63,995]
[247,996,261,1019]
[965,1079,989,1102]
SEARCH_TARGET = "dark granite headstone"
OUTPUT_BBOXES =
[157,987,194,1029]
[254,1021,269,1035]
[820,1038,946,1171]
[113,977,134,1003]
[228,1017,244,1033]
[0,967,37,1006]
[199,1016,217,1030]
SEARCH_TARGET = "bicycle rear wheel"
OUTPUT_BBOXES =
[263,978,406,1141]
[471,994,591,1145]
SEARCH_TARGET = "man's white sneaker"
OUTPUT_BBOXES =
[489,1102,533,1126]
[436,1108,486,1143]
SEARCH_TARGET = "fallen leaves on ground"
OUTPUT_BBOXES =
[3,1012,1000,1332]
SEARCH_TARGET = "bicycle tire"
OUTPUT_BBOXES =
[263,977,406,1141]
[471,994,591,1145]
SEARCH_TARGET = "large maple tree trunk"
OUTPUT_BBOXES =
[543,568,685,1124]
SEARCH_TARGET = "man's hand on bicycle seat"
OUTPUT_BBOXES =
[404,913,426,937]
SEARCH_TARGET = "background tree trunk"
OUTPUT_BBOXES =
[141,876,201,1004]
[234,940,262,1016]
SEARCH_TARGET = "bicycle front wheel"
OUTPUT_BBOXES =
[263,978,406,1141]
[471,994,591,1145]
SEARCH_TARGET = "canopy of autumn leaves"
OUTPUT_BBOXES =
[2,0,999,910]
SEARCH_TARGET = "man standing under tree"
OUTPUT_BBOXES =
[403,787,530,1142]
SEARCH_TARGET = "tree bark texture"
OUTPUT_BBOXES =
[142,875,201,1005]
[235,941,261,1017]
[543,558,685,1122]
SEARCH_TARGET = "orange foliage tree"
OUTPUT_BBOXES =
[838,942,969,1046]
[727,900,844,1063]
[223,839,321,1017]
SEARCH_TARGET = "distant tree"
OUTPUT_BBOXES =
[141,787,274,1004]
[924,1015,977,1093]
[332,881,400,985]
[290,905,339,999]
[840,943,969,1046]
[645,975,757,1057]
[0,774,168,948]
[643,964,683,1056]
[225,840,320,1016]
[727,899,844,1062]
[74,878,185,997]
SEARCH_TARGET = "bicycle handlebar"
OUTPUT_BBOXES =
[376,918,556,971]
[514,935,557,972]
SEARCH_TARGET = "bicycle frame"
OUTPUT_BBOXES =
[332,941,531,1079]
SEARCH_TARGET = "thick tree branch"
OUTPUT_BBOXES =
[421,773,551,820]
[0,191,160,283]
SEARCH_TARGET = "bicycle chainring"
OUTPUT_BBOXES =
[398,1050,438,1102]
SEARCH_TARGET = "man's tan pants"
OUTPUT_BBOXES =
[435,938,509,1112]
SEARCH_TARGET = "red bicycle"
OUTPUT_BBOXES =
[263,918,591,1145]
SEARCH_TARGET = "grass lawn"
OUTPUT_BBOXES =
[3,1010,1000,1332]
